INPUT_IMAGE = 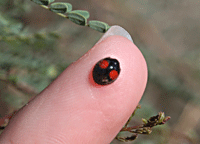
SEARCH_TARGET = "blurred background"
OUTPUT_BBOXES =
[0,0,199,143]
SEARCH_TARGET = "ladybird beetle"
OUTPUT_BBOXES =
[92,57,120,85]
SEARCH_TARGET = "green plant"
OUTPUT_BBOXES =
[31,0,111,33]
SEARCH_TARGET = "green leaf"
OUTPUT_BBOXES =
[142,118,148,124]
[73,10,90,19]
[88,20,110,33]
[50,2,72,13]
[31,0,55,6]
[67,10,90,26]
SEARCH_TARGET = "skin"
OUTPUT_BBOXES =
[0,35,148,144]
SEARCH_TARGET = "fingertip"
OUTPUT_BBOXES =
[87,35,147,114]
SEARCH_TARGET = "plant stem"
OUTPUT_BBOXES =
[40,5,68,18]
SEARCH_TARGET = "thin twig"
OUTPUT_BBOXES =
[0,78,38,96]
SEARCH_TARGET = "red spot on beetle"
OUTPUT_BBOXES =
[99,60,109,69]
[109,70,119,80]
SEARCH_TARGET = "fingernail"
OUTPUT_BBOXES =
[96,25,133,44]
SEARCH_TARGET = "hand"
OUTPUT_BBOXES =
[0,26,147,144]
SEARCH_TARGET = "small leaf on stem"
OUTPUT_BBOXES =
[50,2,72,13]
